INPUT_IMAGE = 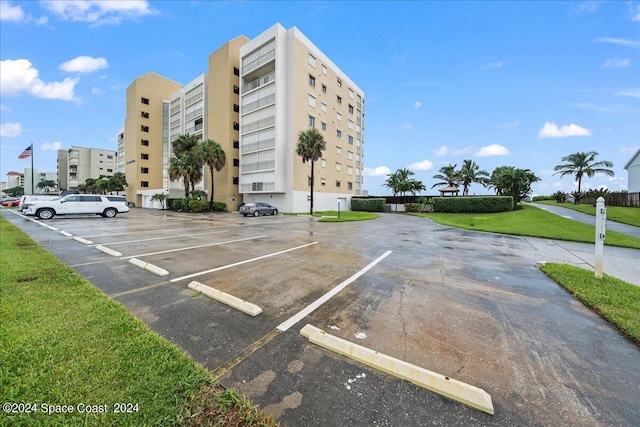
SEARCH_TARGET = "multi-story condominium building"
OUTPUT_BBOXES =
[122,24,364,212]
[57,146,118,191]
[6,171,24,189]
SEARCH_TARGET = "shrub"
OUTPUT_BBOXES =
[433,196,514,213]
[351,198,386,212]
[405,202,433,212]
[550,191,568,203]
[532,195,554,202]
[213,201,227,211]
[168,198,187,210]
[188,200,208,213]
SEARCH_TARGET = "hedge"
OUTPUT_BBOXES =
[351,198,386,212]
[433,196,514,213]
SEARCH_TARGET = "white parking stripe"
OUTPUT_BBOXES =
[120,235,267,259]
[94,229,229,246]
[170,242,318,283]
[277,251,392,332]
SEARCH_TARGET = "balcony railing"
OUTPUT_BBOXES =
[242,50,275,74]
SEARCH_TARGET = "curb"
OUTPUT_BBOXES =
[188,281,262,316]
[96,245,122,257]
[128,257,169,276]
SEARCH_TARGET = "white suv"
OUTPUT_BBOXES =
[24,194,130,220]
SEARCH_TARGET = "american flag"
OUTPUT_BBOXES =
[19,144,32,159]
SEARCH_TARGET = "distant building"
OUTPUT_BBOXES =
[122,23,364,211]
[624,148,640,206]
[6,171,24,189]
[57,146,118,191]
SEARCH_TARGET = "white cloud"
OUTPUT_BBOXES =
[476,144,509,157]
[569,102,612,113]
[60,56,108,73]
[398,122,413,130]
[0,122,22,137]
[494,121,520,129]
[363,166,391,177]
[1,59,77,100]
[41,141,62,151]
[482,61,504,69]
[538,169,555,177]
[0,104,11,112]
[433,145,473,157]
[0,1,25,21]
[615,88,640,98]
[620,146,640,154]
[407,160,434,171]
[41,0,154,25]
[538,122,592,138]
[602,57,630,68]
[414,101,422,109]
[630,3,640,21]
[595,37,640,48]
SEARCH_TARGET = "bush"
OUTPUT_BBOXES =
[351,198,386,212]
[405,202,433,212]
[532,195,554,202]
[187,200,208,213]
[168,198,187,210]
[213,201,227,211]
[551,191,568,203]
[433,196,514,213]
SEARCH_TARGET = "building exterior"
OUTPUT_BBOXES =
[624,148,640,206]
[57,146,118,191]
[6,171,24,189]
[122,24,364,212]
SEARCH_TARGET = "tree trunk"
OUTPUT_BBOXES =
[210,168,215,210]
[310,160,314,216]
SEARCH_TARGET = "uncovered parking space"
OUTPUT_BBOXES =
[3,208,640,426]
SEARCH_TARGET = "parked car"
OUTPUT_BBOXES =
[19,194,61,212]
[1,197,21,207]
[23,194,130,220]
[239,202,278,217]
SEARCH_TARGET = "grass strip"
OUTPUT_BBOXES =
[0,216,275,427]
[539,263,640,346]
[312,210,379,222]
[536,200,640,227]
[414,204,640,249]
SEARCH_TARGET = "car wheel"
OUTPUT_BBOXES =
[253,210,260,217]
[272,209,278,215]
[36,208,55,220]
[103,208,117,218]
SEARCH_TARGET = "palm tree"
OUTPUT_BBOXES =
[151,193,168,209]
[169,134,204,199]
[431,164,460,190]
[458,159,489,196]
[36,179,56,194]
[384,171,402,211]
[296,128,326,215]
[169,156,192,198]
[553,151,614,202]
[489,166,540,207]
[197,139,226,210]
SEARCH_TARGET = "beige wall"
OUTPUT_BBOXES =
[125,73,181,205]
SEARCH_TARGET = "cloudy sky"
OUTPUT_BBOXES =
[1,0,639,195]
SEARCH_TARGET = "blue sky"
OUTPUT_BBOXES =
[1,0,639,196]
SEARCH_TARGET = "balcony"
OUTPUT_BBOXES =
[242,50,275,74]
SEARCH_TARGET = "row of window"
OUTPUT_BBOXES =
[312,178,354,190]
[139,153,240,167]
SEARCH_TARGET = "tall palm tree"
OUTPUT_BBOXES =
[296,128,326,215]
[169,134,204,199]
[169,156,192,198]
[553,151,614,201]
[431,164,460,190]
[384,171,402,211]
[197,139,226,210]
[458,159,489,196]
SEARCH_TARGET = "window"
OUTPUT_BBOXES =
[348,151,353,160]
[337,96,342,104]
[322,84,327,93]
[336,146,342,154]
[141,111,149,118]
[308,94,316,108]
[336,130,342,138]
[308,115,315,128]
[309,75,316,87]
[322,65,327,75]
[141,153,149,160]
[141,139,149,146]
[234,103,240,113]
[252,182,263,191]
[141,181,149,187]
[309,54,316,67]
[321,159,326,168]
[141,97,149,105]
[336,112,342,121]
[141,167,149,174]
[321,103,327,112]
[233,158,239,167]
[321,178,326,186]
[233,177,239,185]
[233,85,240,94]
[336,163,342,171]
[348,104,354,114]
[233,122,239,131]
[336,180,341,187]
[348,182,353,190]
[100,153,104,156]
[348,135,354,145]
[141,125,149,132]
[347,166,353,176]
[233,140,239,149]
[107,169,113,173]
[233,67,240,76]
[107,155,114,159]
[337,79,342,87]
[348,120,354,130]
[348,89,354,99]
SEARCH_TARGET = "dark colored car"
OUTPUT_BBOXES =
[239,202,278,217]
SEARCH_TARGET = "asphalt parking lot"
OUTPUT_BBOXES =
[3,208,640,426]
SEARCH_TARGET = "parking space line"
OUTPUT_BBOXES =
[120,235,267,259]
[300,324,494,415]
[94,229,229,246]
[170,242,318,283]
[276,251,392,332]
[188,281,262,316]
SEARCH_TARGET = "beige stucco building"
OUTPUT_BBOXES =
[57,146,118,191]
[122,24,364,212]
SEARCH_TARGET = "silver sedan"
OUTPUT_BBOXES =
[239,202,278,217]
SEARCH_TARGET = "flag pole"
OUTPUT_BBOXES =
[31,142,35,195]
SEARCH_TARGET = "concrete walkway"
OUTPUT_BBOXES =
[529,202,640,239]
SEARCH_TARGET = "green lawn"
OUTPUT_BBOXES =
[539,263,640,346]
[414,204,640,249]
[312,210,379,222]
[0,216,275,427]
[537,200,640,227]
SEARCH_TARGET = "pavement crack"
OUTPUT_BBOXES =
[397,282,408,361]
